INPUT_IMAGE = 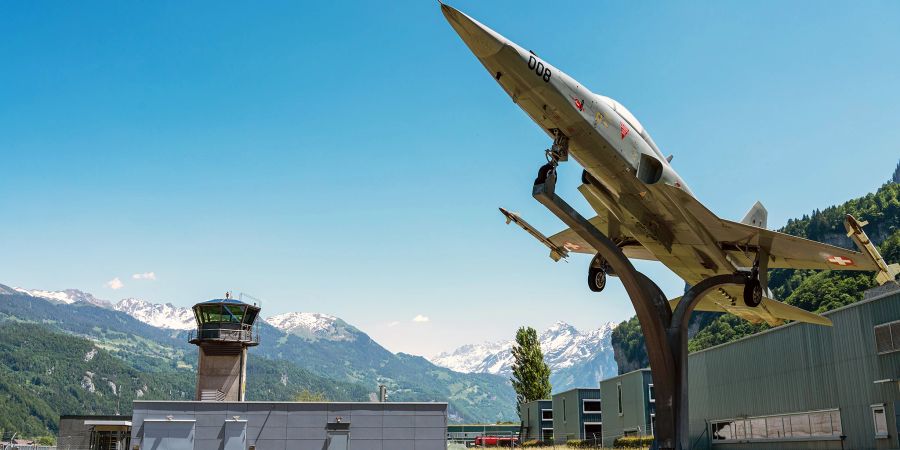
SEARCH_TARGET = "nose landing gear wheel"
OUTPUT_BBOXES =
[588,266,607,292]
[743,278,763,307]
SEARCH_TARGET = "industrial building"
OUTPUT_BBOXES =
[520,399,553,441]
[550,388,603,443]
[686,284,900,449]
[599,369,655,447]
[130,400,447,450]
[57,296,448,450]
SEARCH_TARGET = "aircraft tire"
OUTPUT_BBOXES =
[743,278,763,307]
[588,266,607,292]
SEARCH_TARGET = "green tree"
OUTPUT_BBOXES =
[35,436,56,446]
[510,326,551,418]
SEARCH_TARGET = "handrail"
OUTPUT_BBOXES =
[188,324,259,344]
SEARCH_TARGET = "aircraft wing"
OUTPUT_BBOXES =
[669,291,832,327]
[660,184,879,272]
[547,217,657,261]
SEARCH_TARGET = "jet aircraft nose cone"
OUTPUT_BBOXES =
[440,3,506,58]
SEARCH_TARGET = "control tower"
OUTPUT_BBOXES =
[189,294,260,401]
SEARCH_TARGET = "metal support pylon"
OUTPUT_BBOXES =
[532,175,746,450]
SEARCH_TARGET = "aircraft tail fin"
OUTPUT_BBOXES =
[740,201,768,229]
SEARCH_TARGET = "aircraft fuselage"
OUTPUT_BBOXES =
[442,5,738,285]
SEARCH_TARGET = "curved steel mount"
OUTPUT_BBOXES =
[532,176,745,450]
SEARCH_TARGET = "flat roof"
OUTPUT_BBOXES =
[134,400,448,405]
[552,387,601,396]
[84,420,131,426]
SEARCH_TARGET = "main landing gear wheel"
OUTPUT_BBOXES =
[588,254,610,293]
[743,277,763,307]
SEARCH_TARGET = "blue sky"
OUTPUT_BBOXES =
[1,1,898,357]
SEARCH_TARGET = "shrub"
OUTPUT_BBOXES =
[613,436,655,448]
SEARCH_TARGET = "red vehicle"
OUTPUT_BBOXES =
[472,435,519,447]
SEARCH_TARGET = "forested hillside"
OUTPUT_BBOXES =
[0,321,372,437]
[612,170,900,373]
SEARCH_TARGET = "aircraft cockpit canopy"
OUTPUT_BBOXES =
[599,95,665,159]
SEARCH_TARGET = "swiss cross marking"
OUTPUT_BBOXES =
[620,122,629,139]
[827,255,854,266]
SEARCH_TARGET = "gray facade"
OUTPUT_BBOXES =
[687,287,900,450]
[599,369,654,447]
[551,388,602,443]
[519,400,553,441]
[131,401,447,450]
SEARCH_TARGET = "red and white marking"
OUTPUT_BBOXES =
[563,242,581,251]
[572,97,584,111]
[620,122,629,139]
[827,255,854,266]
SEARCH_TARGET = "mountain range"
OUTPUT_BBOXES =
[431,321,618,393]
[0,285,518,435]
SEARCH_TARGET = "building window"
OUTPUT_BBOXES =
[583,423,603,441]
[648,384,655,403]
[650,413,656,436]
[874,321,900,354]
[541,409,553,421]
[711,409,842,442]
[563,399,567,422]
[541,428,553,441]
[872,404,889,437]
[583,399,602,413]
[617,383,623,416]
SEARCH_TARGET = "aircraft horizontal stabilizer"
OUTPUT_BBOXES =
[844,214,900,285]
[669,295,832,327]
[499,207,568,261]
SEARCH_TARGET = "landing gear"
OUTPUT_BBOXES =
[743,278,763,307]
[743,266,763,307]
[588,254,611,292]
[534,130,569,186]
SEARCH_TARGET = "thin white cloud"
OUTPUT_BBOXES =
[412,315,430,323]
[387,321,400,327]
[132,272,157,280]
[106,277,124,290]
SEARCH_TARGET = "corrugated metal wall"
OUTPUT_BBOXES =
[687,290,900,450]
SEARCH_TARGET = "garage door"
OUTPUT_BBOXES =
[142,420,195,450]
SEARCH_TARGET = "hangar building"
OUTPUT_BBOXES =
[687,285,900,449]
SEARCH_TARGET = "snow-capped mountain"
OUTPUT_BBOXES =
[266,312,358,342]
[110,297,360,341]
[13,287,112,308]
[113,298,196,330]
[431,321,618,391]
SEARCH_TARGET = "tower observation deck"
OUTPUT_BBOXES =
[189,295,260,401]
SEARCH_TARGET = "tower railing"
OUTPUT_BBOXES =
[188,323,259,345]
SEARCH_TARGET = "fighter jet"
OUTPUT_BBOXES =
[442,4,899,327]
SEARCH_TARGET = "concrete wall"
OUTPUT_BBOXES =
[131,401,446,450]
[687,288,900,450]
[196,345,246,401]
[600,369,652,447]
